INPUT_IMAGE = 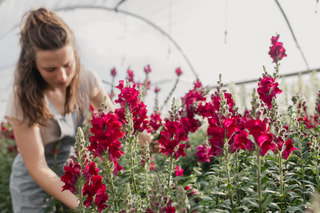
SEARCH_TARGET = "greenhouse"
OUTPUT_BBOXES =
[1,0,320,212]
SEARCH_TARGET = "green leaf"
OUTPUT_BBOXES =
[262,194,273,209]
[199,196,213,201]
[242,198,259,208]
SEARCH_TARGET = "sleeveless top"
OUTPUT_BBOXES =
[4,68,104,213]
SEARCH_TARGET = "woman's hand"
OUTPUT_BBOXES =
[138,131,161,153]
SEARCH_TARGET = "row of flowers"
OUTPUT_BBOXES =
[58,34,320,212]
[1,34,318,212]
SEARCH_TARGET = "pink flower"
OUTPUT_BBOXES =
[150,163,155,170]
[154,87,161,93]
[268,34,287,63]
[257,76,282,108]
[184,186,191,191]
[282,139,298,160]
[126,68,135,83]
[144,64,152,74]
[175,67,182,77]
[195,144,213,163]
[175,166,184,176]
[110,67,117,77]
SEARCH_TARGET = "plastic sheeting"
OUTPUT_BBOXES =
[1,0,320,118]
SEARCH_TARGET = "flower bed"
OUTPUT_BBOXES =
[1,35,320,212]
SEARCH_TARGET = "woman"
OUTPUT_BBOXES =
[4,7,114,212]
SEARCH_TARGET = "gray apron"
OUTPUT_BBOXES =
[9,98,84,213]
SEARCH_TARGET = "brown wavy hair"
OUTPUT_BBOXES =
[15,7,83,127]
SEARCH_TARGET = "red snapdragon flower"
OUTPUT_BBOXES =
[268,34,287,63]
[276,136,285,150]
[282,139,298,160]
[230,130,254,153]
[150,162,155,170]
[175,166,184,176]
[83,161,99,179]
[144,64,152,74]
[89,112,124,174]
[245,119,268,142]
[166,206,176,213]
[256,133,277,156]
[158,120,188,159]
[210,92,235,113]
[316,91,320,115]
[298,117,315,129]
[224,116,240,138]
[179,79,206,135]
[115,80,150,134]
[175,67,182,76]
[110,67,117,77]
[245,119,277,156]
[195,144,213,162]
[149,112,162,132]
[95,187,109,212]
[83,175,108,212]
[126,68,135,83]
[61,159,81,194]
[1,122,15,139]
[207,125,225,156]
[154,87,161,93]
[257,76,282,108]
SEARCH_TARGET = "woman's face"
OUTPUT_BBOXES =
[35,44,76,90]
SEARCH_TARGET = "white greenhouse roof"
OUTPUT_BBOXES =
[1,0,320,119]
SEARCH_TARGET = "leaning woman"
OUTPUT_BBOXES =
[4,7,114,212]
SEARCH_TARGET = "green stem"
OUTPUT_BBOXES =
[110,76,115,100]
[256,148,262,213]
[129,136,138,193]
[279,154,284,213]
[108,162,118,210]
[160,78,179,112]
[224,146,234,212]
[316,154,320,192]
[78,176,84,213]
[299,143,306,203]
[235,151,240,207]
[144,165,149,205]
[216,158,222,206]
[102,153,118,210]
[168,155,174,190]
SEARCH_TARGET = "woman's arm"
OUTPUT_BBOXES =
[10,118,79,209]
[90,87,115,112]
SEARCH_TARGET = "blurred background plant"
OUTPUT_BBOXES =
[0,121,16,213]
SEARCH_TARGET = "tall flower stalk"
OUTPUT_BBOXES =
[224,140,234,212]
[160,67,182,112]
[256,145,262,213]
